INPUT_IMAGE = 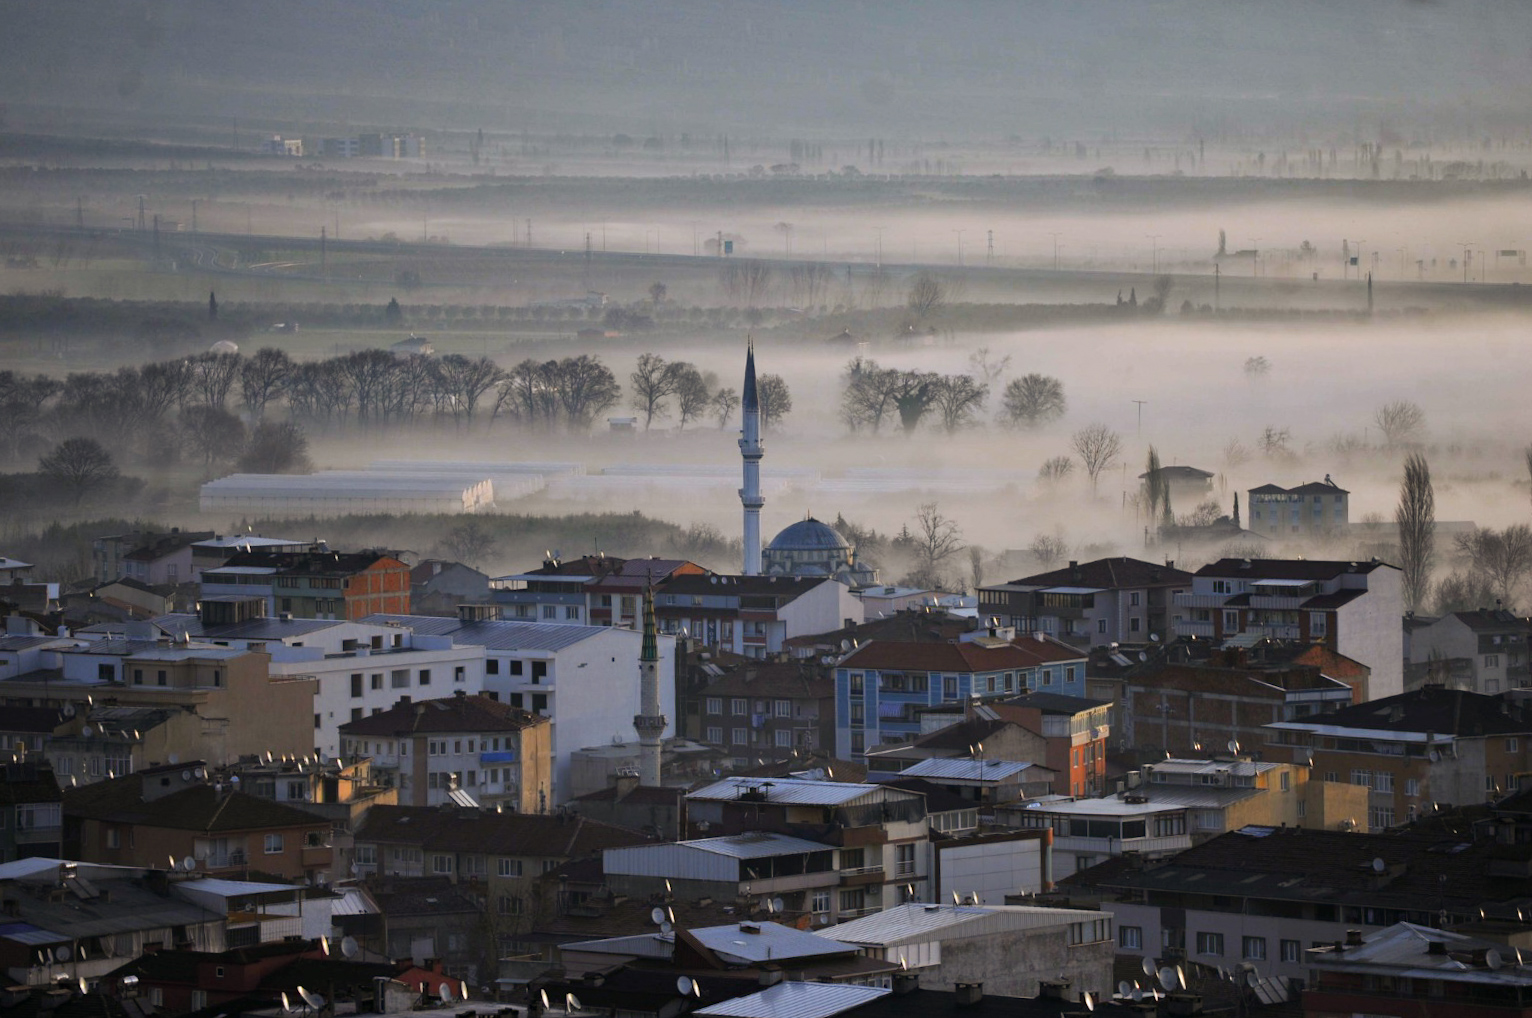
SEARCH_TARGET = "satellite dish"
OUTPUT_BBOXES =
[1083,992,1095,1012]
[1371,857,1386,874]
[953,890,961,905]
[320,936,330,956]
[667,906,675,924]
[540,990,550,1010]
[660,921,673,935]
[650,907,666,925]
[168,855,177,869]
[1226,739,1239,754]
[899,956,908,971]
[182,856,196,871]
[1488,949,1504,971]
[1429,750,1441,763]
[169,753,178,765]
[771,896,784,913]
[230,775,240,786]
[81,725,92,737]
[1142,957,1156,977]
[1138,651,1147,662]
[297,987,324,1011]
[62,703,75,718]
[341,936,359,959]
[78,977,87,995]
[1245,969,1260,987]
[676,977,693,998]
[1131,988,1144,1002]
[437,985,452,1004]
[664,878,672,895]
[1176,966,1186,990]
[181,770,192,782]
[281,992,293,1013]
[566,994,582,1012]
[1157,967,1176,992]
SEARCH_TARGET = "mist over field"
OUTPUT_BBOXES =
[3,0,1532,608]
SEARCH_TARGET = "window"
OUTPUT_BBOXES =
[1373,771,1393,793]
[944,676,957,698]
[1509,738,1520,752]
[531,661,547,683]
[1406,778,1420,797]
[1280,771,1290,792]
[1195,810,1222,830]
[351,673,363,697]
[264,834,284,854]
[531,693,547,712]
[486,659,499,675]
[314,713,322,729]
[433,854,453,874]
[418,668,431,686]
[351,707,363,723]
[1351,769,1371,789]
[1310,613,1328,637]
[355,845,376,866]
[895,843,916,877]
[1487,654,1501,668]
[105,828,120,849]
[1196,932,1225,956]
[706,697,723,715]
[454,666,465,683]
[706,726,723,744]
[1119,926,1143,950]
[499,857,522,877]
[1129,617,1141,632]
[1280,939,1301,963]
[1369,806,1395,829]
[1130,592,1140,607]
[774,730,792,748]
[1097,619,1107,634]
[133,669,143,685]
[1222,610,1239,631]
[1243,936,1267,961]
[839,889,866,914]
[541,605,557,619]
[157,669,167,686]
[1042,669,1053,686]
[1153,814,1186,837]
[731,728,748,745]
[191,991,207,1011]
[812,890,831,917]
[775,699,792,717]
[509,660,524,676]
[498,895,523,915]
[392,669,409,688]
[731,698,748,715]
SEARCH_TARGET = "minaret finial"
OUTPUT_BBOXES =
[739,338,765,575]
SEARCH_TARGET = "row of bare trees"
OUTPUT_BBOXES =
[839,357,1067,435]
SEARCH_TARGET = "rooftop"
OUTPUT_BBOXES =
[1004,556,1193,590]
[694,982,889,1018]
[687,775,911,808]
[668,832,835,860]
[823,902,1103,945]
[1271,685,1532,738]
[360,613,616,651]
[64,776,331,833]
[900,757,1043,782]
[338,694,546,736]
[839,635,1085,674]
[352,805,649,858]
[1195,557,1394,580]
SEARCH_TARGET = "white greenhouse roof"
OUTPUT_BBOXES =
[695,983,889,1018]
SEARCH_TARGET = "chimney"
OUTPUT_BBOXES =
[1037,980,1069,1000]
[892,972,920,996]
[1346,929,1364,946]
[613,771,640,800]
[954,983,983,1006]
[757,965,783,987]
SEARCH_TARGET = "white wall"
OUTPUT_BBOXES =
[1339,567,1403,700]
[480,627,675,803]
[936,837,1045,905]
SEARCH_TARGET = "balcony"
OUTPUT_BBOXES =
[838,906,881,919]
[839,865,886,887]
[1177,621,1214,638]
[1175,594,1231,609]
[302,845,333,868]
[14,825,61,845]
[829,824,888,849]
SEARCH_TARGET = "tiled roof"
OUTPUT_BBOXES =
[783,612,973,650]
[0,706,67,734]
[1281,685,1532,738]
[338,694,546,736]
[352,805,649,858]
[1451,609,1528,632]
[363,876,481,917]
[1195,558,1394,580]
[64,777,331,832]
[839,635,1085,673]
[701,661,834,699]
[1007,556,1193,589]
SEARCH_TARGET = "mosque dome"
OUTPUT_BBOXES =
[767,517,851,553]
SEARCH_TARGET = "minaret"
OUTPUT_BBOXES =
[633,586,667,787]
[739,340,765,575]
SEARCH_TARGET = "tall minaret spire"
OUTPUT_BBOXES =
[739,338,765,575]
[633,585,666,787]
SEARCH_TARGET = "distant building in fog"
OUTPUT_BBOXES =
[1247,476,1349,538]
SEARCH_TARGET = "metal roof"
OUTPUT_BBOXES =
[0,922,69,946]
[1020,796,1185,816]
[690,922,856,965]
[686,776,902,807]
[695,982,889,1018]
[360,614,616,652]
[679,832,835,859]
[177,877,303,898]
[901,758,1041,782]
[822,902,1103,945]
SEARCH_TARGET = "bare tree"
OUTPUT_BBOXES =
[1072,423,1122,496]
[39,437,119,505]
[440,517,499,569]
[434,354,505,424]
[239,348,292,419]
[1453,525,1532,610]
[190,352,242,408]
[968,545,986,590]
[1038,456,1075,483]
[181,405,247,474]
[906,270,947,320]
[1434,571,1500,615]
[629,353,681,429]
[841,358,900,432]
[673,364,712,429]
[1375,400,1426,449]
[553,355,621,429]
[1395,452,1435,612]
[1258,425,1292,458]
[1000,374,1066,428]
[788,263,835,309]
[1143,446,1167,523]
[911,502,963,583]
[1244,356,1271,377]
[711,387,741,429]
[756,373,793,431]
[719,260,774,306]
[930,375,989,433]
[1029,533,1068,568]
[890,370,940,434]
[967,347,1012,387]
[238,420,311,474]
[1222,437,1252,469]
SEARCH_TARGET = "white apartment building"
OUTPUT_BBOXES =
[1173,558,1403,700]
[363,614,674,804]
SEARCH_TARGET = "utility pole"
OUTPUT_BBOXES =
[1145,234,1161,273]
[1048,231,1062,272]
[320,226,326,272]
[953,228,966,266]
[986,229,994,265]
[190,198,198,234]
[1132,400,1147,436]
[76,197,84,230]
[1249,237,1261,277]
[1214,262,1220,312]
[526,218,532,248]
[152,214,160,257]
[137,195,146,231]
[1459,241,1474,283]
[873,227,884,268]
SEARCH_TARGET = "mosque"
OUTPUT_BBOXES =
[738,342,877,589]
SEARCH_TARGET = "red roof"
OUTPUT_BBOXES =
[841,635,1084,673]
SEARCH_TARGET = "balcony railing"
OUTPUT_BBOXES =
[838,906,881,919]
[839,866,886,887]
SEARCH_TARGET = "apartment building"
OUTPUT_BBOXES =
[202,546,410,621]
[1247,477,1350,538]
[978,557,1193,648]
[1406,609,1531,694]
[1173,557,1403,699]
